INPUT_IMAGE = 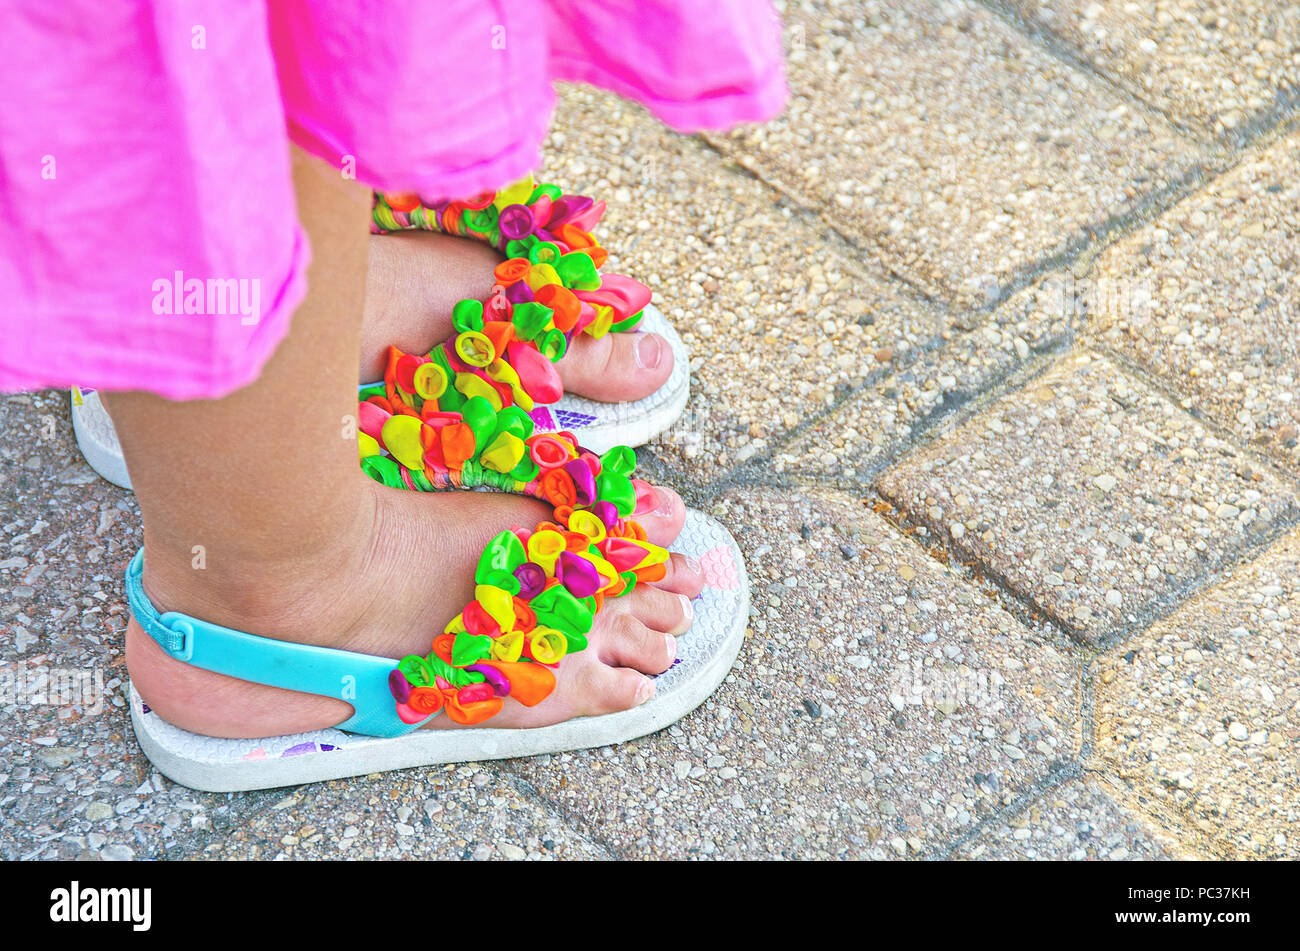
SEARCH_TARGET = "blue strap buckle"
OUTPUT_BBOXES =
[124,549,433,738]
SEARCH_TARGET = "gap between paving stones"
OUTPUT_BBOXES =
[976,0,1222,148]
[876,469,1300,655]
[934,756,1082,859]
[909,571,1092,859]
[694,138,955,310]
[870,364,1300,653]
[152,764,621,861]
[934,640,1212,860]
[1077,771,1220,861]
[979,0,1300,149]
[130,788,287,860]
[700,318,1076,500]
[1087,332,1300,498]
[493,767,625,860]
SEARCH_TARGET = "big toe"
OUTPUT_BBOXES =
[632,485,687,549]
[557,331,673,403]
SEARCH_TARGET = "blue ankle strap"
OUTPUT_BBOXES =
[125,550,435,738]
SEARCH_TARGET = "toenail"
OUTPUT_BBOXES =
[634,333,666,370]
[635,678,656,705]
[677,594,694,633]
[664,633,678,663]
[635,484,678,521]
[684,556,701,574]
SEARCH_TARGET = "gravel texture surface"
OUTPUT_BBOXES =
[877,349,1298,642]
[1004,0,1300,138]
[1095,525,1300,859]
[1085,129,1300,472]
[708,0,1199,307]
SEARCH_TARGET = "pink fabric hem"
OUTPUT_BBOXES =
[552,57,788,134]
[284,95,557,200]
[0,229,311,402]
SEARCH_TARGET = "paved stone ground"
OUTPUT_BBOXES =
[3,0,1298,860]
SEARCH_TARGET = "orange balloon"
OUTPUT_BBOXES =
[385,192,421,213]
[440,422,476,468]
[554,223,593,250]
[476,659,556,707]
[441,690,504,725]
[493,258,532,286]
[441,204,463,235]
[481,320,515,357]
[511,598,537,633]
[431,633,456,665]
[541,468,577,507]
[633,563,667,584]
[561,530,590,553]
[407,686,445,715]
[534,284,581,332]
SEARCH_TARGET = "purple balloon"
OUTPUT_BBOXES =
[588,500,619,529]
[557,551,601,599]
[564,459,597,507]
[498,204,536,241]
[506,280,534,304]
[466,664,512,697]
[514,562,547,600]
[388,668,412,704]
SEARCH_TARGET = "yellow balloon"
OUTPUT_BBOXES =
[379,414,426,471]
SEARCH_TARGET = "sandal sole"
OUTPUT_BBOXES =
[70,304,689,490]
[128,508,748,792]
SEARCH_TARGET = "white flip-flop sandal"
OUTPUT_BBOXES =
[128,509,747,792]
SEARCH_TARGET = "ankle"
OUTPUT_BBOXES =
[137,477,379,640]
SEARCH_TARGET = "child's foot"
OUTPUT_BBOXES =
[362,231,674,404]
[125,476,702,739]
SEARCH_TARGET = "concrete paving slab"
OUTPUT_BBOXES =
[1005,0,1300,138]
[1084,130,1300,472]
[707,0,1199,307]
[1095,525,1300,859]
[878,349,1299,642]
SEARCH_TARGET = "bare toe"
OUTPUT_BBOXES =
[650,552,706,599]
[632,484,687,548]
[597,602,681,673]
[557,331,673,403]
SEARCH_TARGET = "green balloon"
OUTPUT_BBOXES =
[476,531,525,585]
